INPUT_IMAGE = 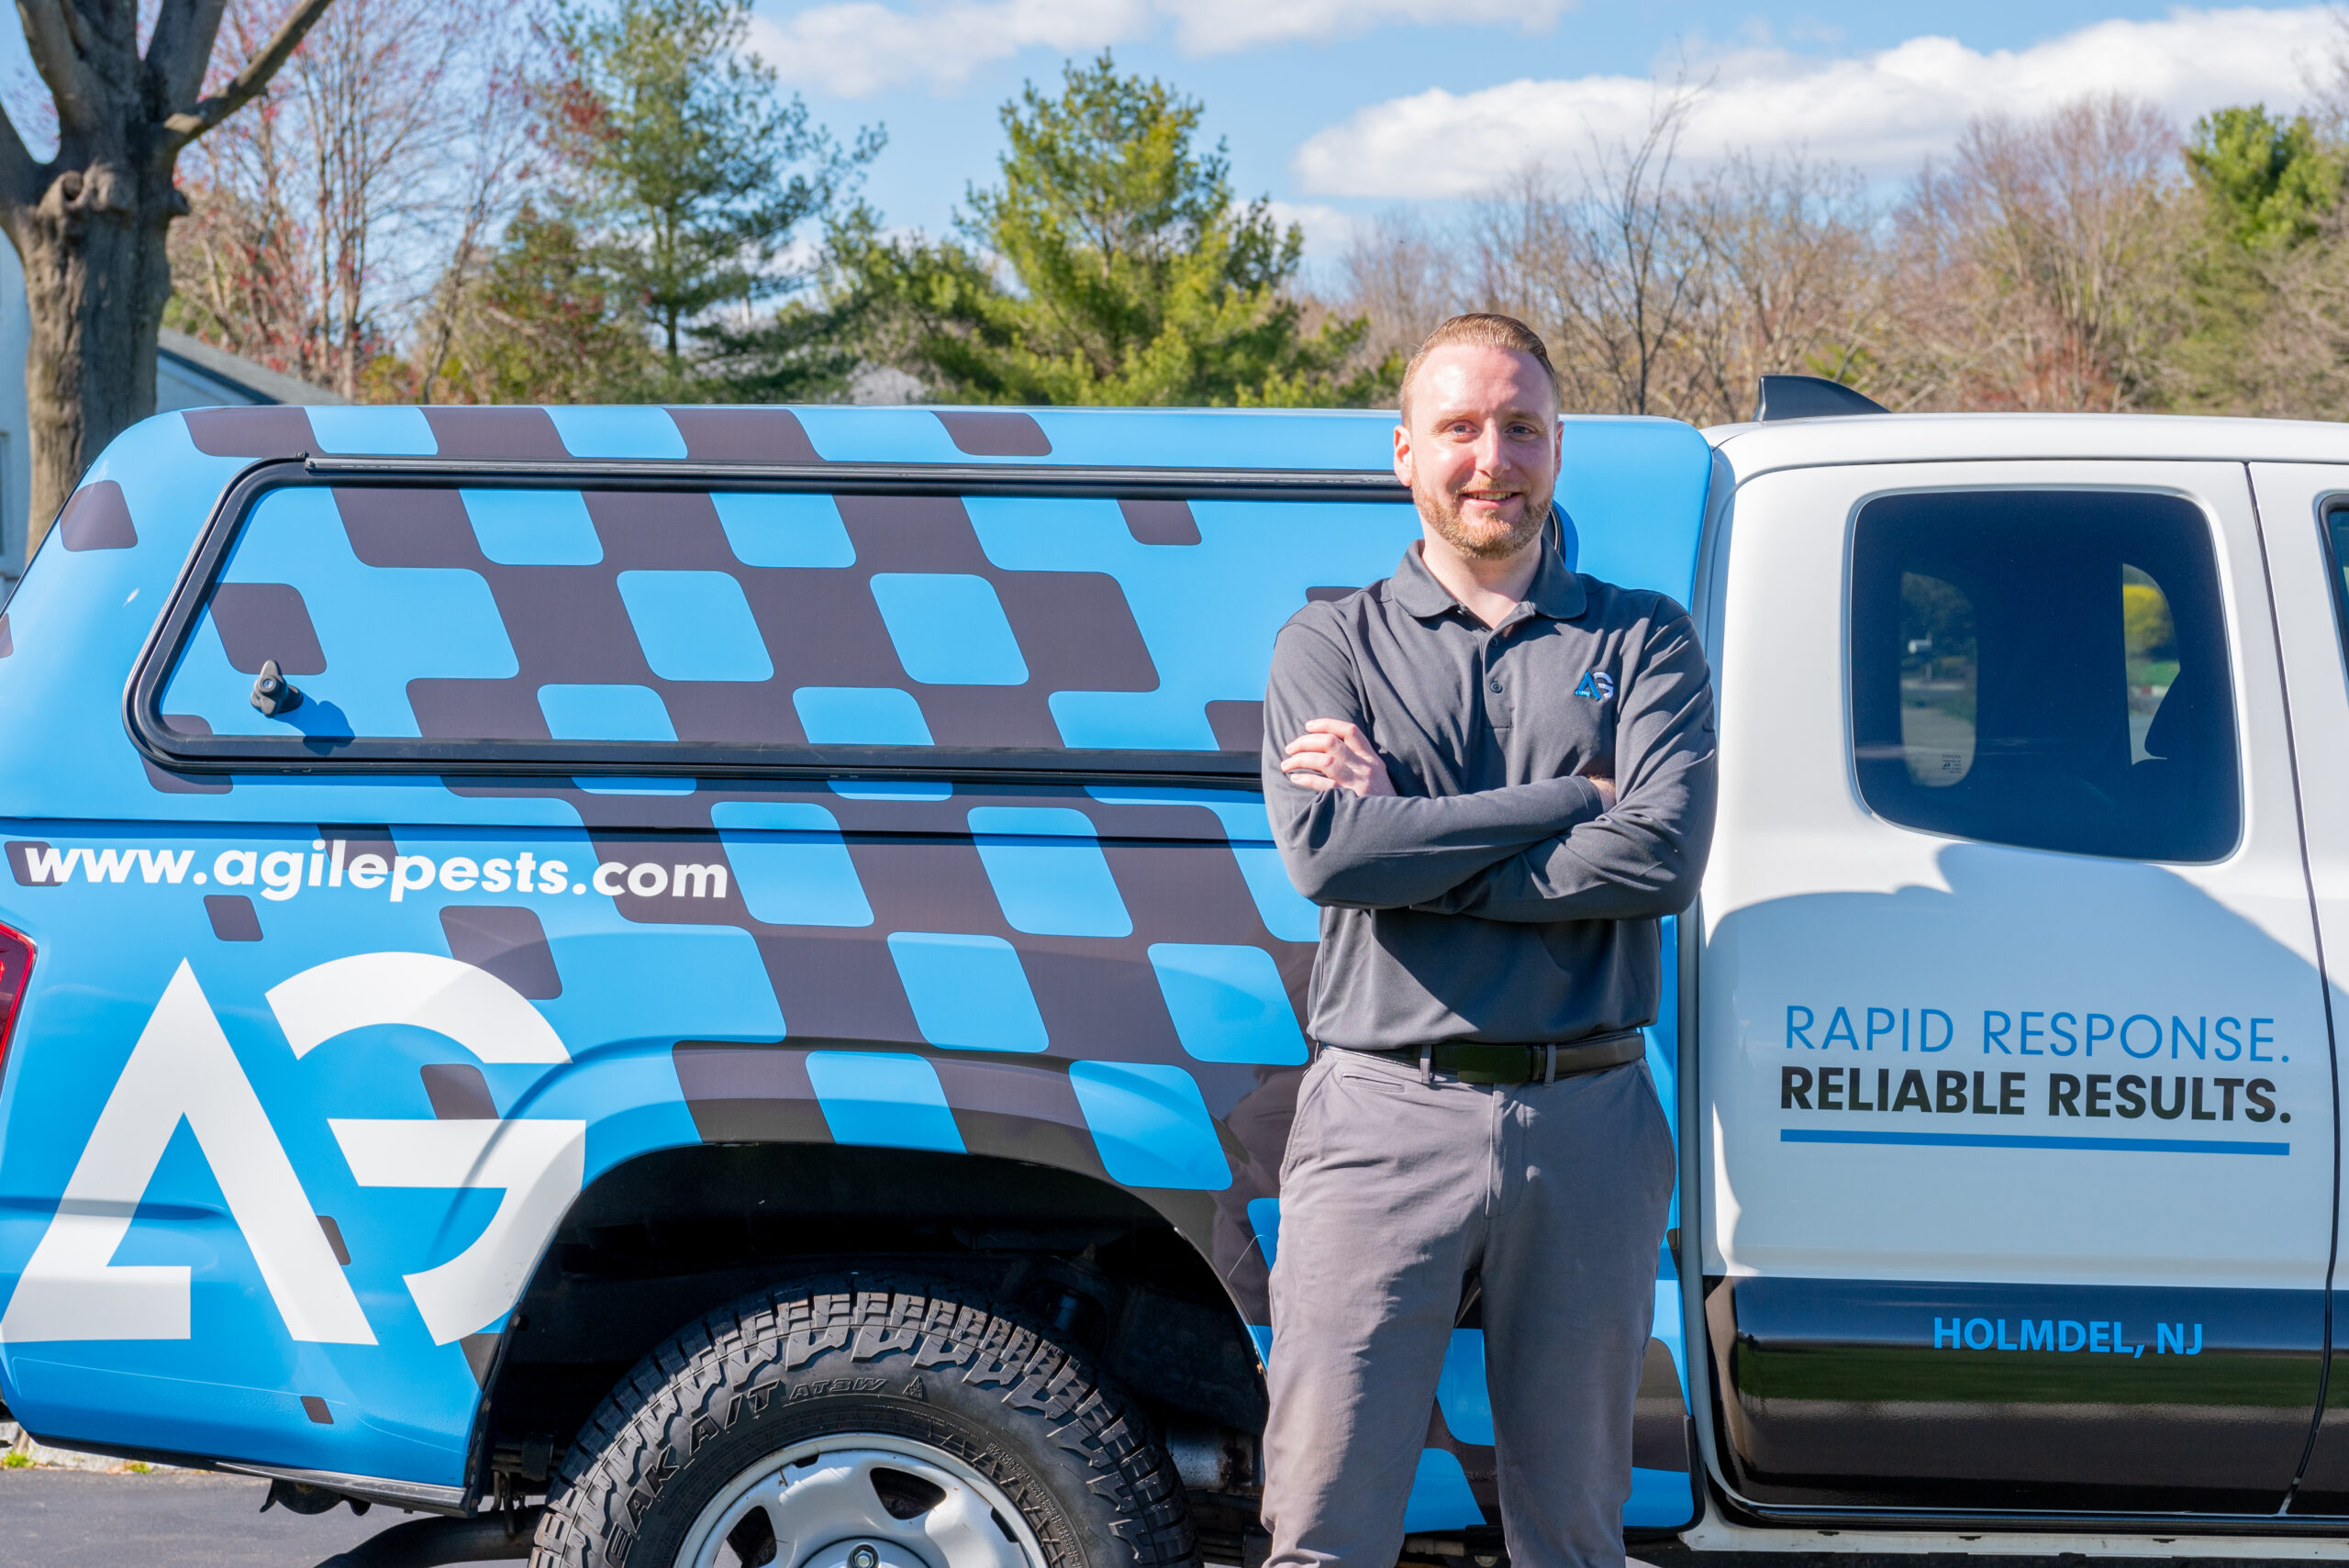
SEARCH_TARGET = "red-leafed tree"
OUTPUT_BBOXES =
[2,0,336,544]
[170,0,534,401]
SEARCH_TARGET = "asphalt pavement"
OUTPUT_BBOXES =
[1,1471,2343,1568]
[0,1467,413,1567]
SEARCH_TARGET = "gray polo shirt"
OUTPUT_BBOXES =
[1261,531,1718,1050]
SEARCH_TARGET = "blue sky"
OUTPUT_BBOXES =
[749,1,2344,258]
[0,3,2332,269]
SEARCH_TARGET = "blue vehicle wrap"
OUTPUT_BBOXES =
[0,404,1712,1530]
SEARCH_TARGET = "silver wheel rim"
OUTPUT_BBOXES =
[678,1432,1048,1568]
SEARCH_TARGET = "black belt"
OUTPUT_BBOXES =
[1342,1029,1647,1085]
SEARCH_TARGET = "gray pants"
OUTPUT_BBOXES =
[1262,1050,1675,1568]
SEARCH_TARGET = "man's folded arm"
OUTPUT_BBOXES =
[1263,614,1608,908]
[1411,614,1719,923]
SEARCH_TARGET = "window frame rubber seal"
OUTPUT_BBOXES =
[123,453,1409,788]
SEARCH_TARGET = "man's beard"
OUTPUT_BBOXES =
[1414,474,1554,562]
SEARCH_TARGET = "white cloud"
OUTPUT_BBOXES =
[750,0,1146,96]
[1154,0,1573,55]
[1261,199,1360,257]
[751,0,1573,95]
[1291,6,2343,199]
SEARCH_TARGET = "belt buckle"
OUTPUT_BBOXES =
[1542,1044,1557,1085]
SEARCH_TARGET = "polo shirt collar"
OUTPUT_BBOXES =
[1390,514,1588,624]
[1523,528,1588,620]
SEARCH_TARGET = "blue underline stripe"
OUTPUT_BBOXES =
[1781,1129,2289,1156]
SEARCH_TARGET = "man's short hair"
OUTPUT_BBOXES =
[1399,313,1560,424]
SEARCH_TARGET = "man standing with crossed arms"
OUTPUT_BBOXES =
[1260,314,1718,1568]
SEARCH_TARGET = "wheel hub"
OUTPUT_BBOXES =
[801,1537,928,1568]
[681,1435,1043,1568]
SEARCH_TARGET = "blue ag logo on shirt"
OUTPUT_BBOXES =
[1575,670,1616,702]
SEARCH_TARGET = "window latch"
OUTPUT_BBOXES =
[250,659,303,717]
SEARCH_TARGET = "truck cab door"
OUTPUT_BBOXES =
[1698,460,2332,1516]
[2246,461,2349,1514]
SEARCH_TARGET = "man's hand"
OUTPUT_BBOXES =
[1587,773,1618,811]
[1282,719,1397,798]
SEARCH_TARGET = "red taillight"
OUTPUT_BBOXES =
[0,922,35,1072]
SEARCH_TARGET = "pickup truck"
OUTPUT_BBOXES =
[0,387,2338,1567]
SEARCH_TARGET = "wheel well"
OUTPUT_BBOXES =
[474,1143,1267,1497]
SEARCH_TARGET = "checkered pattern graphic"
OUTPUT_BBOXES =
[524,780,1319,1323]
[145,469,1407,1332]
[156,484,1423,753]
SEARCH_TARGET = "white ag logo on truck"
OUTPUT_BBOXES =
[0,953,584,1348]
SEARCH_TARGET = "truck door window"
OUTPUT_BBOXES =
[2321,505,2349,660]
[1851,489,2238,862]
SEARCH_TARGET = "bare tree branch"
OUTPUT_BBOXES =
[16,0,102,139]
[161,0,336,148]
[147,0,230,114]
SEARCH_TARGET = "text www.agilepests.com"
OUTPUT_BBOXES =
[8,840,729,904]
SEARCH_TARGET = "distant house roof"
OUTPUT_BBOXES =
[156,328,347,407]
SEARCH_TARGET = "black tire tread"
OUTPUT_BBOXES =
[530,1276,1196,1568]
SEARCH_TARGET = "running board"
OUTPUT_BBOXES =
[220,1460,468,1516]
[1682,1516,2349,1558]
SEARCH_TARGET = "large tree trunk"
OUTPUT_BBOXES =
[0,0,339,557]
[12,163,182,545]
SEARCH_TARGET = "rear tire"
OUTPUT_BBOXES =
[530,1278,1197,1568]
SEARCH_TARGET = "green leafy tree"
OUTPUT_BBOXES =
[692,222,879,403]
[546,0,878,394]
[2173,106,2348,411]
[2187,106,2343,250]
[431,205,653,403]
[844,53,1372,406]
[693,295,868,403]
